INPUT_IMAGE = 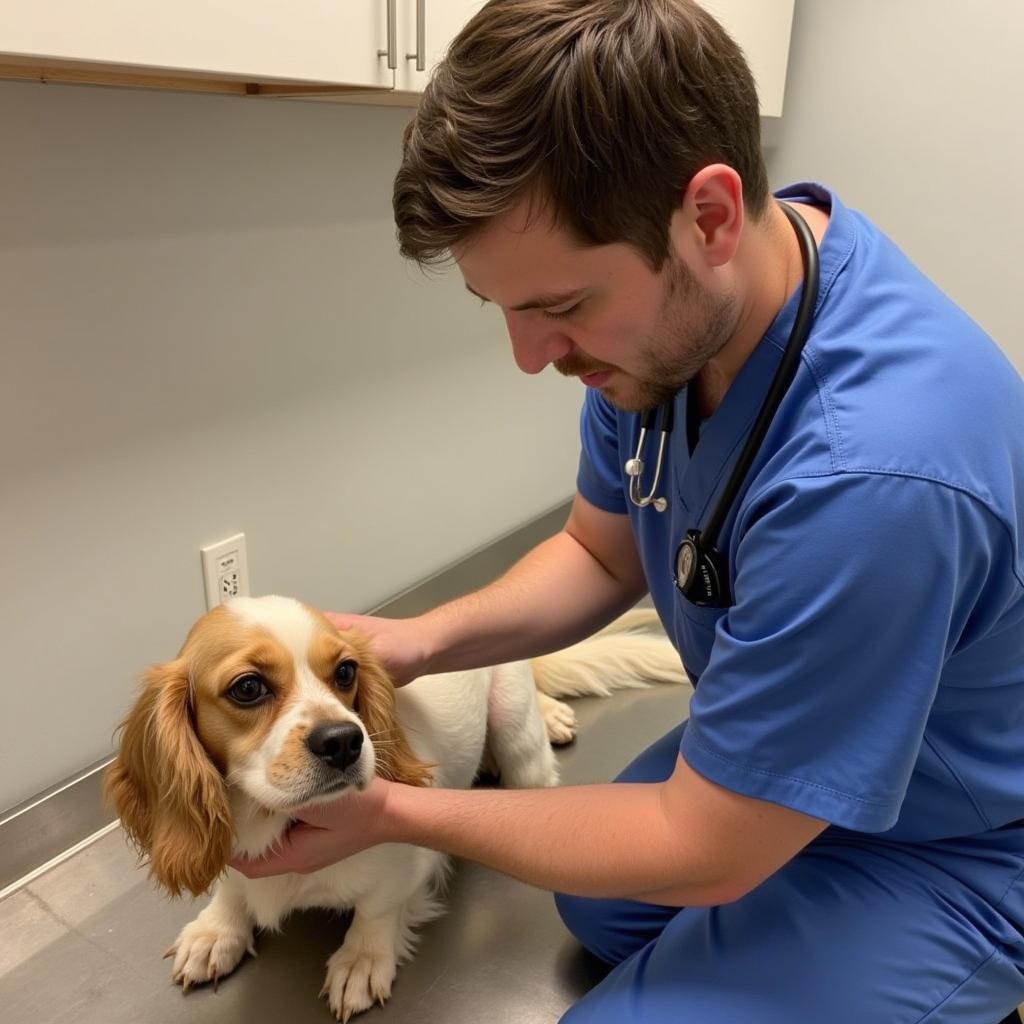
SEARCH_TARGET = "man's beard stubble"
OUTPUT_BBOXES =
[556,258,737,414]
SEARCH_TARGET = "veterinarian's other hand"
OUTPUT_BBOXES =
[324,612,430,687]
[229,779,394,878]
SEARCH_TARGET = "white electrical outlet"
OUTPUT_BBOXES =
[200,533,250,609]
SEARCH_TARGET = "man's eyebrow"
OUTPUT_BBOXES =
[464,282,582,311]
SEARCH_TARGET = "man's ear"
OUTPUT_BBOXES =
[671,163,745,269]
[103,658,234,897]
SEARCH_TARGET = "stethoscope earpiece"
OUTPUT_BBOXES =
[625,405,673,512]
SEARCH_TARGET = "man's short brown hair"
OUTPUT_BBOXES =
[393,0,770,270]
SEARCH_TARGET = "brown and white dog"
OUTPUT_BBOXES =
[105,595,684,1021]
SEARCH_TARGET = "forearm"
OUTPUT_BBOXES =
[234,758,826,898]
[417,520,647,675]
[378,779,734,906]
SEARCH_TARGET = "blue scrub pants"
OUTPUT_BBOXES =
[555,723,1024,1023]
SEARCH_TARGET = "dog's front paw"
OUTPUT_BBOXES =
[167,917,256,992]
[538,692,578,745]
[321,943,397,1022]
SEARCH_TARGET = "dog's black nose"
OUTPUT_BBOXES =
[306,722,364,771]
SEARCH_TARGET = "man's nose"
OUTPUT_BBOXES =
[504,311,573,374]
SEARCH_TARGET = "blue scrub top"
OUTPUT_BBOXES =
[577,182,1024,842]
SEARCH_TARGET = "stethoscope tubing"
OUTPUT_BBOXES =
[623,202,820,607]
[700,203,820,549]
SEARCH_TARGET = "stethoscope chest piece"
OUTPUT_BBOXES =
[674,530,730,607]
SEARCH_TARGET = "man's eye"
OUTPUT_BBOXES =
[334,660,358,690]
[227,673,270,706]
[542,302,581,321]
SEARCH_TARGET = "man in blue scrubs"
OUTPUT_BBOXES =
[233,2,1024,1019]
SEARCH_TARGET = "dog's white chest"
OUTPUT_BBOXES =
[235,844,444,929]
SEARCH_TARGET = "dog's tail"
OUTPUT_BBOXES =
[530,608,688,699]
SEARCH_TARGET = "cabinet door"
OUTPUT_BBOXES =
[389,1,793,114]
[698,0,795,117]
[394,0,484,93]
[0,0,395,88]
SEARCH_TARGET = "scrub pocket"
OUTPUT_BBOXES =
[673,597,726,681]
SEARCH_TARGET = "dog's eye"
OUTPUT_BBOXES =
[227,673,270,706]
[334,660,358,690]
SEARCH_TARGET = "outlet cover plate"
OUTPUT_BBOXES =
[200,533,250,609]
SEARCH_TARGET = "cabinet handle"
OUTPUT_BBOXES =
[378,0,398,69]
[406,0,426,72]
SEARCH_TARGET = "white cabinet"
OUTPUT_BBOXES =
[0,1,793,113]
[394,0,485,93]
[699,0,796,117]
[0,0,396,94]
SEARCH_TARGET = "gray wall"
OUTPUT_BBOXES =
[765,0,1023,368]
[0,83,582,813]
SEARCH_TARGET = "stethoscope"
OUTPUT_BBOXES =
[625,203,820,608]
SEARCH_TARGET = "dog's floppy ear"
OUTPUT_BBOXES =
[355,658,435,788]
[103,658,233,897]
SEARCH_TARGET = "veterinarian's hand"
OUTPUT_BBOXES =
[325,612,430,687]
[228,779,395,878]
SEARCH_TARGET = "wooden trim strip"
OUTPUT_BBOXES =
[0,55,396,99]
